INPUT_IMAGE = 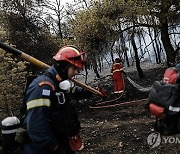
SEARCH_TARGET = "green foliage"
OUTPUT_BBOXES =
[1,0,61,72]
[69,1,118,52]
[6,13,60,67]
[0,48,27,116]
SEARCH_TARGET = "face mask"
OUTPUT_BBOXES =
[59,80,71,91]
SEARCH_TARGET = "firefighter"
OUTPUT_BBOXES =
[111,58,126,97]
[22,45,105,154]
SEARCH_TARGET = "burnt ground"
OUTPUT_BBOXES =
[73,66,180,154]
[1,65,180,154]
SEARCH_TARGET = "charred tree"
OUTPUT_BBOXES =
[160,18,176,66]
[131,32,144,78]
[154,29,161,63]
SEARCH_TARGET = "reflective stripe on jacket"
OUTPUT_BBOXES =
[111,63,123,80]
[23,66,60,153]
[23,66,93,154]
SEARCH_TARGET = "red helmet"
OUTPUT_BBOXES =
[53,46,86,69]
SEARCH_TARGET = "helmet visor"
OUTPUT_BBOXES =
[68,52,87,69]
[68,52,86,62]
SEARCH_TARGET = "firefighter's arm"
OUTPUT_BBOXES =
[70,86,107,98]
[69,86,93,99]
[120,67,127,76]
[25,84,58,152]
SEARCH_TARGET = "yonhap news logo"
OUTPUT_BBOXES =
[147,132,180,148]
[147,132,161,148]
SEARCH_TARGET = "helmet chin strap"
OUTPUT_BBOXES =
[54,61,70,80]
[62,64,70,79]
[59,66,69,80]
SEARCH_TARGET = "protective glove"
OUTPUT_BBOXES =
[97,86,107,97]
[69,133,84,151]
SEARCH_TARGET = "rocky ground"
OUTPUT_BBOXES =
[2,63,180,154]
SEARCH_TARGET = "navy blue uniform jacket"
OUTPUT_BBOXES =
[23,66,92,154]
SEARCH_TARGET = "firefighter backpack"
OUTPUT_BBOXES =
[147,66,180,135]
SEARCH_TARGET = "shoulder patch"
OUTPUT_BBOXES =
[42,89,50,96]
[38,81,55,91]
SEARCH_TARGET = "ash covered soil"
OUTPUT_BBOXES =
[73,65,180,154]
[2,64,180,154]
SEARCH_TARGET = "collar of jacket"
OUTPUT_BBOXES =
[46,66,62,83]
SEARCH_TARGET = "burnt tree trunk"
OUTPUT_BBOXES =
[131,32,144,78]
[159,17,176,67]
[91,52,100,78]
[154,29,161,63]
[119,23,130,67]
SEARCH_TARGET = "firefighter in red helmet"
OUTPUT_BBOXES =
[111,58,126,98]
[53,45,86,79]
[23,45,94,154]
[53,45,86,69]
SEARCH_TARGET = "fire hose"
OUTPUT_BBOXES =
[0,41,104,97]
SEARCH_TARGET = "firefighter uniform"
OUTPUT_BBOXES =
[23,66,92,154]
[111,62,125,93]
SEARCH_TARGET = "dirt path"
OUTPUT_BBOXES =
[76,100,180,154]
[73,65,180,153]
[2,64,180,154]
